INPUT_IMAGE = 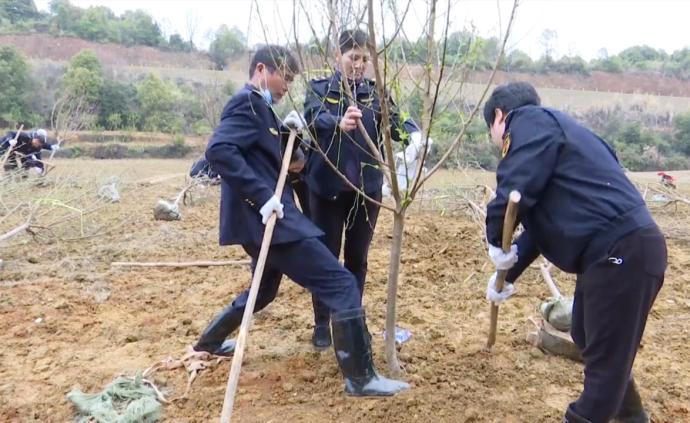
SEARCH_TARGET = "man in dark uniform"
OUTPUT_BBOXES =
[1,129,58,174]
[483,82,666,423]
[303,29,420,348]
[192,45,408,396]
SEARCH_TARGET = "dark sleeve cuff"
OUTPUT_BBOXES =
[281,127,305,153]
[254,188,274,210]
[290,146,305,163]
[486,195,507,247]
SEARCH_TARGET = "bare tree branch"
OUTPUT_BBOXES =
[413,0,520,194]
[51,92,97,143]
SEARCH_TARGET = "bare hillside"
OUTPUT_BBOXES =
[0,33,212,69]
[470,70,690,97]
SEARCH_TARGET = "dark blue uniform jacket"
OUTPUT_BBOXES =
[0,131,52,155]
[1,131,53,169]
[303,71,419,199]
[206,84,323,247]
[486,106,654,279]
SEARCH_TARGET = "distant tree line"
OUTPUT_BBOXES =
[2,43,690,170]
[2,1,690,169]
[382,29,690,80]
[0,0,247,67]
[1,0,180,49]
[589,110,690,171]
[417,107,690,172]
[302,28,690,80]
[0,45,235,135]
[2,1,690,78]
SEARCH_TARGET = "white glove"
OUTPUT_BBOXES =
[283,110,305,131]
[51,144,59,151]
[486,272,516,304]
[30,154,37,160]
[259,195,284,224]
[409,131,422,144]
[30,166,44,175]
[9,138,17,147]
[488,244,518,270]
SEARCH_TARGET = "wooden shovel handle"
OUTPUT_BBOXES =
[486,190,521,350]
[219,130,297,423]
[1,125,24,166]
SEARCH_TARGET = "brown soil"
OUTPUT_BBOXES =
[1,161,688,422]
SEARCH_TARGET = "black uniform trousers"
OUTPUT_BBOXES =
[569,225,666,422]
[309,189,382,325]
[228,237,361,323]
[3,154,43,172]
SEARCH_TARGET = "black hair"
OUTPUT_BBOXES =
[339,29,368,53]
[483,81,541,127]
[249,45,299,78]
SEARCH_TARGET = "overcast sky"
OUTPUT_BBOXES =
[33,0,690,60]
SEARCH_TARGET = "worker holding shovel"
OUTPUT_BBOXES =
[1,128,58,174]
[483,82,665,423]
[193,45,408,397]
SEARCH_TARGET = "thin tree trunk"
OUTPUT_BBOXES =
[385,209,405,375]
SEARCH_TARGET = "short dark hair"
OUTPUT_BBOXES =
[249,45,299,78]
[339,29,368,53]
[483,81,541,127]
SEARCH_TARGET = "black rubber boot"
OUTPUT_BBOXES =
[563,406,592,423]
[331,308,409,397]
[312,324,332,349]
[311,294,332,349]
[193,303,244,357]
[614,378,650,423]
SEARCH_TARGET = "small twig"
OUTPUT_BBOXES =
[174,179,202,208]
[135,173,186,186]
[0,222,29,243]
[117,374,172,405]
[141,378,171,404]
[111,260,251,268]
[467,199,487,218]
[49,138,63,161]
[649,186,690,206]
[145,346,230,402]
[0,203,23,224]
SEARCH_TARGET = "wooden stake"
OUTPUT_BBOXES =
[0,222,29,243]
[1,125,24,167]
[485,190,521,351]
[219,130,297,423]
[111,260,251,268]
